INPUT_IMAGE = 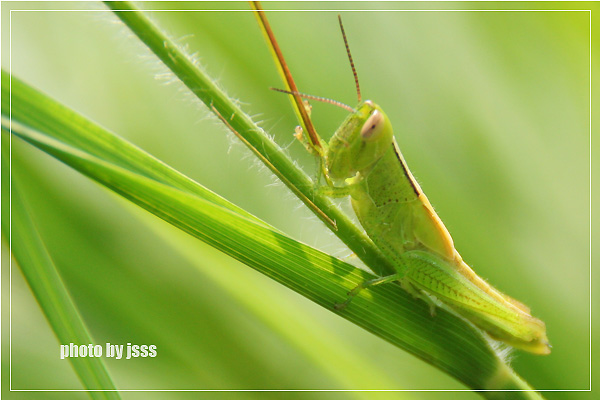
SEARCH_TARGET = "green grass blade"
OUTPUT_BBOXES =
[1,143,120,399]
[0,70,268,230]
[3,75,542,397]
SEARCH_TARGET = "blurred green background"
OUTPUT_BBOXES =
[1,1,596,398]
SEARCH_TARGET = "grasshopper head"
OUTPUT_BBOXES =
[326,100,394,180]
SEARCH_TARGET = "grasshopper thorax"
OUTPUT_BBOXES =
[326,100,394,181]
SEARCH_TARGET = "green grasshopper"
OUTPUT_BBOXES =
[278,17,550,355]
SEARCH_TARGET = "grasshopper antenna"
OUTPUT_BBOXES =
[270,88,355,113]
[338,15,361,103]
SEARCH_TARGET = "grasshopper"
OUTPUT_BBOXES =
[278,17,550,355]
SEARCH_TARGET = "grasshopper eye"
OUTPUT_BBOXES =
[360,110,384,140]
